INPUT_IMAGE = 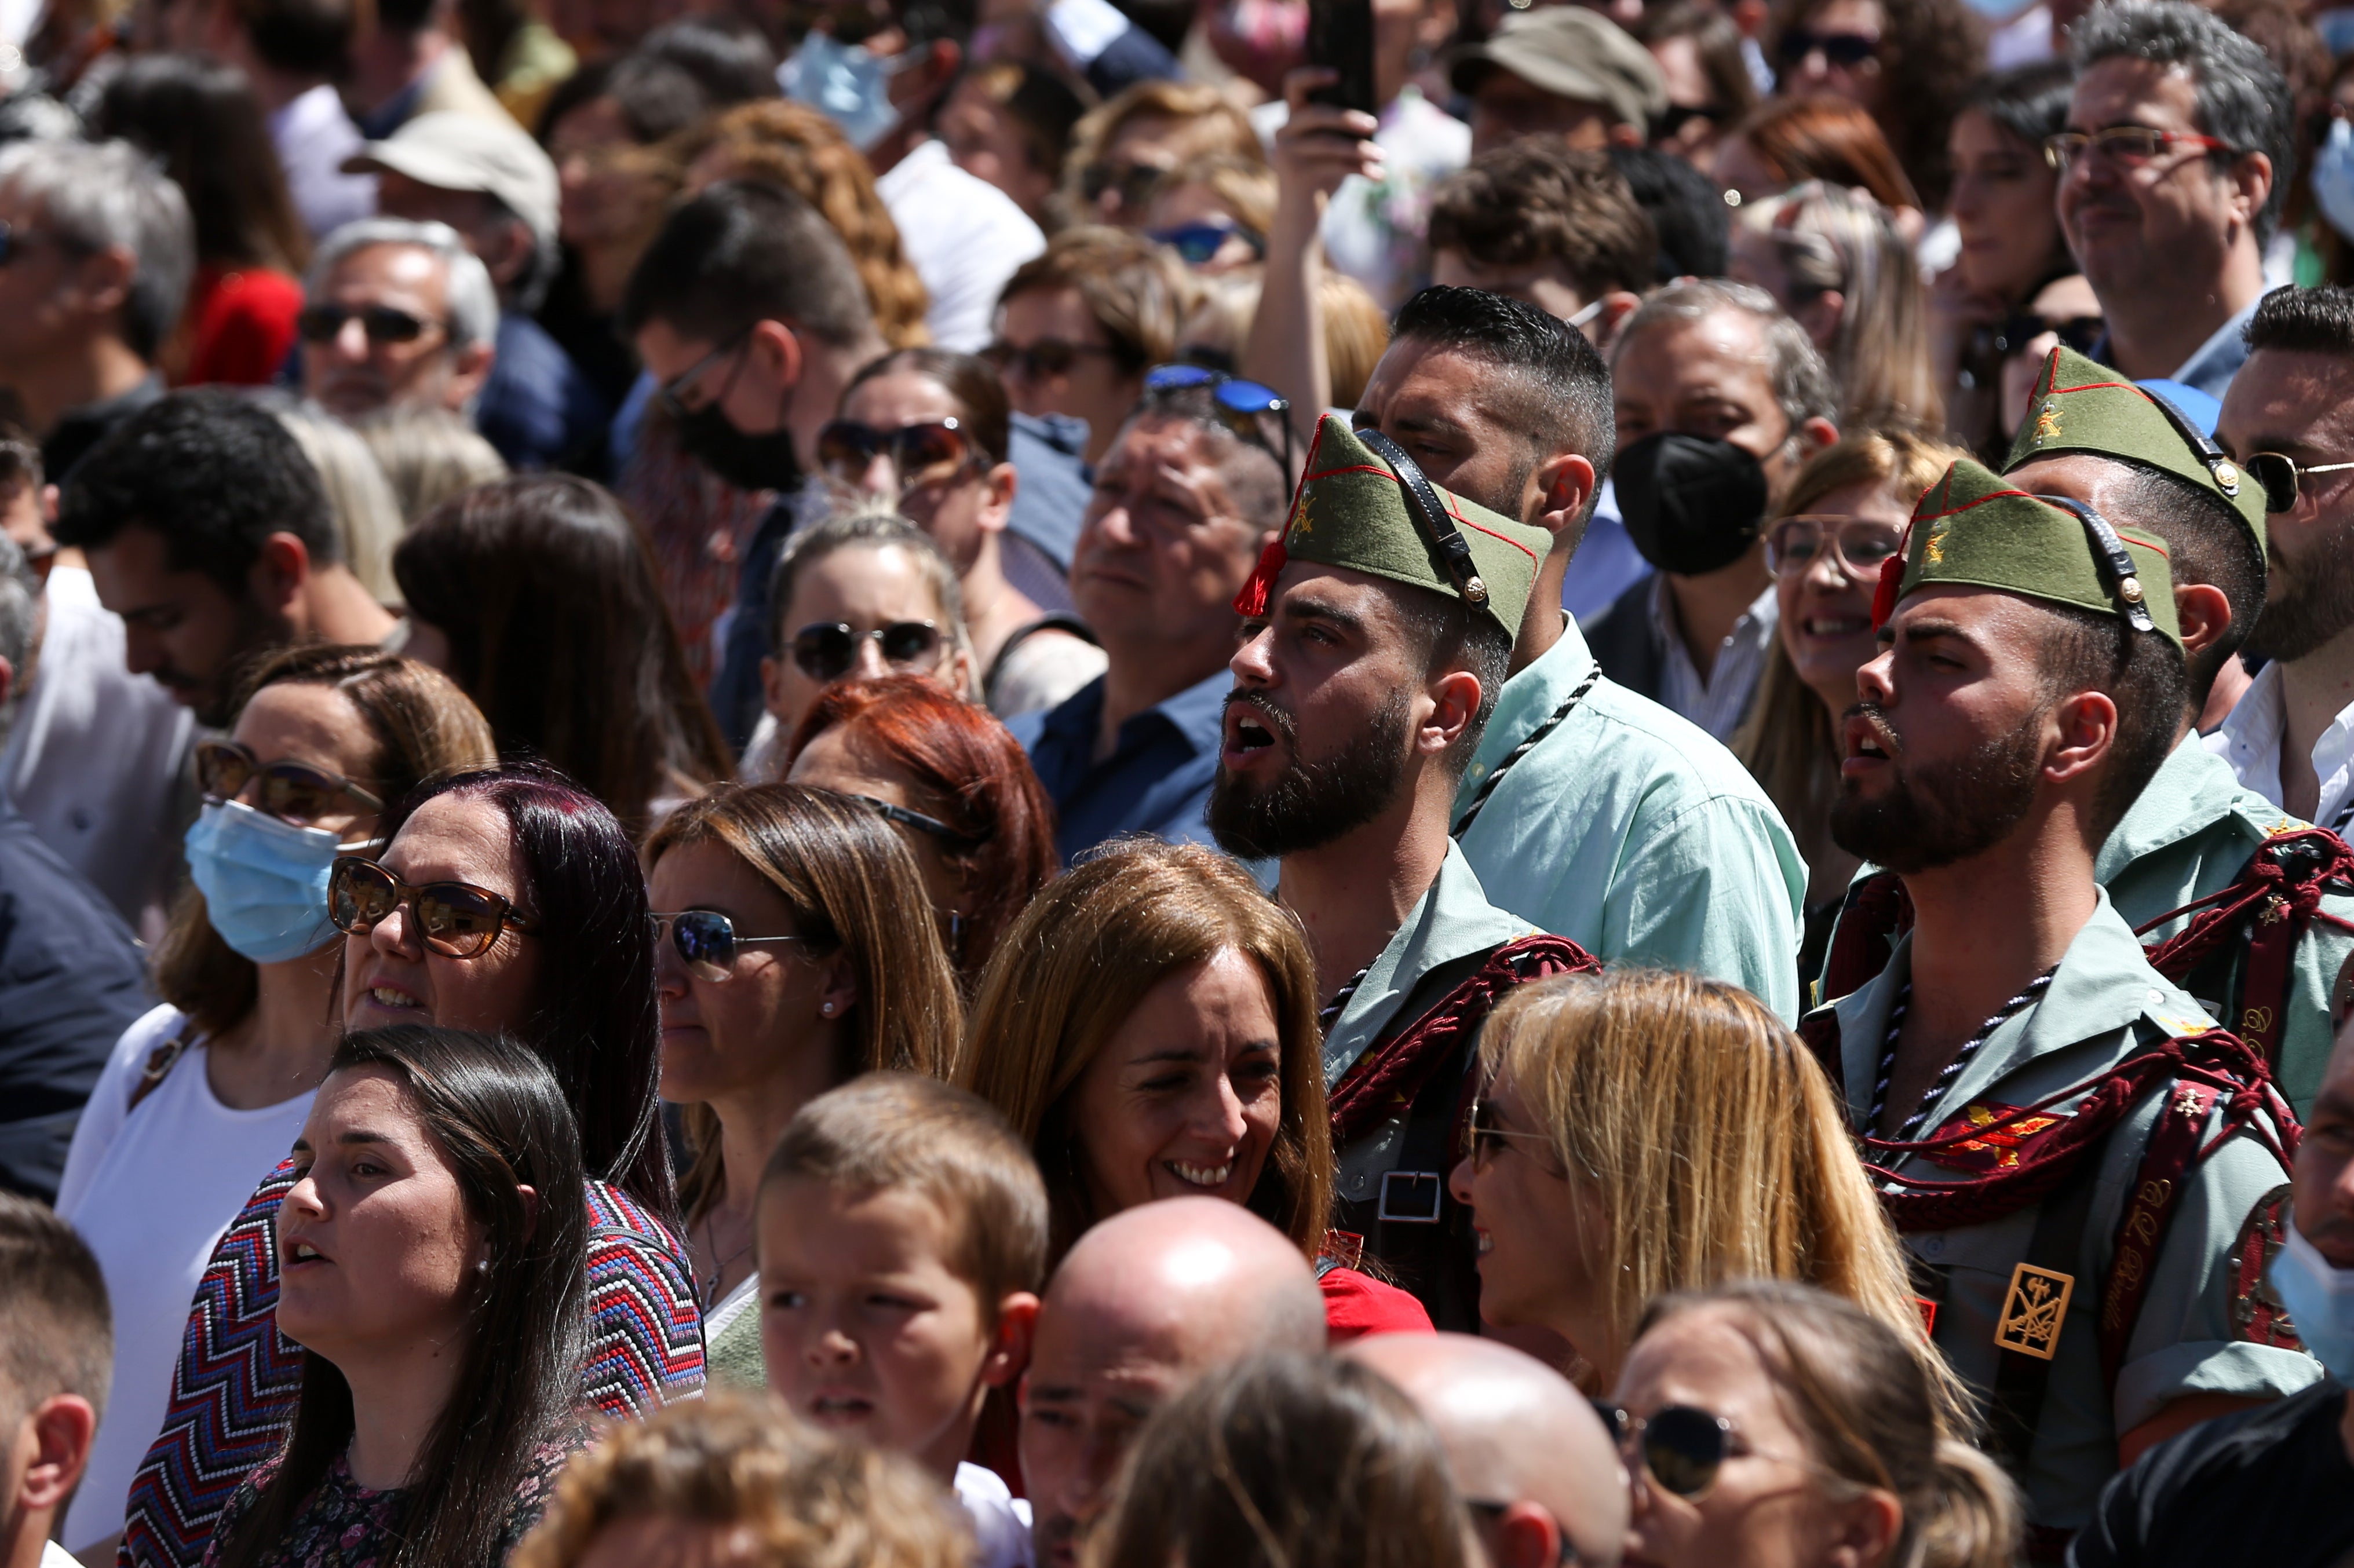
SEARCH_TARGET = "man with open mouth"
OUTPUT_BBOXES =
[1206,411,1598,1333]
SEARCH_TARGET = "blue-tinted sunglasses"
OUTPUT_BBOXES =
[1149,219,1266,267]
[1143,363,1293,479]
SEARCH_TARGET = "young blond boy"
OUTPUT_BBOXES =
[755,1072,1048,1568]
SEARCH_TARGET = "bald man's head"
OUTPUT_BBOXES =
[1346,1333,1626,1568]
[1020,1199,1325,1568]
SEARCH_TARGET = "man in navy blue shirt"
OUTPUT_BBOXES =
[1010,382,1286,862]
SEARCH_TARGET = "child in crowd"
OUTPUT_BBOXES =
[755,1073,1047,1568]
[0,1193,112,1568]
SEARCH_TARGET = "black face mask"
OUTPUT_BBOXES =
[1614,431,1772,578]
[674,401,805,494]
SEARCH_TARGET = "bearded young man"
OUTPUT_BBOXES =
[1209,414,1597,1331]
[1798,459,2311,1549]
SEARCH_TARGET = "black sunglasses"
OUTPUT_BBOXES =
[1777,26,1877,65]
[651,909,813,982]
[0,221,84,267]
[1143,363,1294,478]
[847,792,978,847]
[196,739,384,826]
[295,304,443,346]
[1590,1403,1744,1498]
[2244,451,2354,515]
[981,337,1121,382]
[328,857,536,959]
[1655,103,1725,139]
[816,418,979,492]
[789,620,943,682]
[1079,158,1166,210]
[1990,311,2104,359]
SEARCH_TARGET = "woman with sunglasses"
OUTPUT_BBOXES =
[1445,968,1966,1422]
[1732,430,1966,990]
[54,646,495,1558]
[1143,156,1275,276]
[962,839,1430,1337]
[1611,1281,2019,1568]
[119,764,705,1568]
[782,674,1058,985]
[643,783,964,1385]
[827,349,1107,717]
[744,510,980,781]
[1762,0,1983,211]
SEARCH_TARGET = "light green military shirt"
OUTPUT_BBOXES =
[1321,840,1532,1205]
[1452,620,1809,1021]
[2098,733,2354,1116]
[1808,892,2318,1530]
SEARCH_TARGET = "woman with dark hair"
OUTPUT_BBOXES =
[394,474,733,837]
[782,674,1058,982]
[90,53,311,386]
[643,783,963,1383]
[204,1025,593,1568]
[119,765,703,1568]
[961,839,1429,1336]
[828,349,1104,715]
[1634,0,1760,173]
[56,647,495,1558]
[1764,0,1984,210]
[1926,63,2083,459]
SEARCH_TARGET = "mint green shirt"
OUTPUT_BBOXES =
[1451,620,1808,1020]
[1808,893,2316,1531]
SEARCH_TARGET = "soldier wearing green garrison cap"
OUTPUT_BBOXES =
[1209,413,1600,1332]
[1821,341,2354,1119]
[1799,457,2312,1540]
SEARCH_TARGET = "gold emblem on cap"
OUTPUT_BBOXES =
[2213,459,2240,495]
[1994,1262,2074,1360]
[2120,576,2144,604]
[2035,400,2061,447]
[1464,576,1490,605]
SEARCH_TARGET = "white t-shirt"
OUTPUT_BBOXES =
[876,139,1046,353]
[55,1005,319,1551]
[955,1461,1034,1568]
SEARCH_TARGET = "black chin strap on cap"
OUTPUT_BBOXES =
[1357,427,1489,606]
[2034,493,2159,635]
[2138,384,2254,517]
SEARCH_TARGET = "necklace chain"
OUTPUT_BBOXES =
[696,1210,755,1311]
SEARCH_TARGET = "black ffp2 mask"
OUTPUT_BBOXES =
[675,401,805,494]
[1614,431,1772,577]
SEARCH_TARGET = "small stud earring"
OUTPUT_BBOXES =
[820,1002,837,1017]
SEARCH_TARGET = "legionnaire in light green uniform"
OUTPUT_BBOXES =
[1216,414,1600,1333]
[1797,459,2312,1549]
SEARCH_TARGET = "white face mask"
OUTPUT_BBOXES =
[2271,1222,2354,1380]
[2312,116,2354,246]
[780,31,906,152]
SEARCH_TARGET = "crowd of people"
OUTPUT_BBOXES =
[5,0,2354,1563]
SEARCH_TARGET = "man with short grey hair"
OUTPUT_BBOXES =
[0,141,194,481]
[2061,0,2291,396]
[298,217,499,426]
[1586,278,1840,738]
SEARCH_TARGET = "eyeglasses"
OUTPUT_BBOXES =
[196,740,384,826]
[651,909,812,982]
[295,304,444,346]
[1991,310,2104,359]
[1764,516,1905,579]
[1776,27,1877,65]
[656,333,749,419]
[2244,451,2354,514]
[1149,220,1266,267]
[1143,363,1294,477]
[789,620,943,682]
[816,418,980,494]
[328,857,537,959]
[2043,126,2234,170]
[982,337,1121,383]
[1590,1403,1746,1500]
[0,221,83,267]
[1468,1097,1561,1171]
[847,793,979,847]
[1079,159,1166,212]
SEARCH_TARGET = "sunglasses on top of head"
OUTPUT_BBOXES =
[789,619,944,682]
[1143,363,1294,478]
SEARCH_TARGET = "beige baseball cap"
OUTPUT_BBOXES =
[344,111,560,256]
[1444,7,1668,132]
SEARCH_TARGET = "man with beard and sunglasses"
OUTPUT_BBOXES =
[1209,412,1598,1329]
[1797,458,2311,1544]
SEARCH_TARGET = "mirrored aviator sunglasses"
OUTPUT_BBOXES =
[1591,1402,1738,1498]
[815,418,974,491]
[327,856,533,959]
[790,619,943,682]
[652,909,811,982]
[2244,451,2354,516]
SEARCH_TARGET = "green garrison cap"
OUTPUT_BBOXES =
[2002,344,2268,551]
[1231,414,1554,639]
[1873,457,2183,648]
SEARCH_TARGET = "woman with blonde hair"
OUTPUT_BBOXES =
[1063,79,1266,229]
[1732,429,1965,987]
[962,839,1428,1335]
[1613,1281,2019,1568]
[1447,967,1968,1425]
[1731,181,1939,431]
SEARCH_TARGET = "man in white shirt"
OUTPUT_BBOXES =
[2213,284,2354,829]
[0,1196,111,1568]
[173,0,377,242]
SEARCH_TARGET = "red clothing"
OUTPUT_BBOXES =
[181,264,302,386]
[1322,1263,1436,1342]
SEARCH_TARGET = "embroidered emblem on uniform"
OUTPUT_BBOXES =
[1922,1102,2065,1173]
[1291,492,1317,538]
[2230,1185,2302,1348]
[1994,1262,2074,1359]
[2261,894,2290,926]
[2034,399,2062,446]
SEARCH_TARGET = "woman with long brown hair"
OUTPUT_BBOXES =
[644,783,964,1384]
[961,839,1427,1335]
[1447,968,1969,1427]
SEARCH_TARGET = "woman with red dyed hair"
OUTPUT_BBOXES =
[783,675,1058,984]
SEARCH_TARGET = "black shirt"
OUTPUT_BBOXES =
[2070,1379,2354,1568]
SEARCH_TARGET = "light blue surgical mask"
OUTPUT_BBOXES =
[2312,117,2354,246]
[780,30,903,152]
[2269,1220,2354,1380]
[185,798,381,966]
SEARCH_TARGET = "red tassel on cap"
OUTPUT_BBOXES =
[1233,539,1288,617]
[1870,553,1904,631]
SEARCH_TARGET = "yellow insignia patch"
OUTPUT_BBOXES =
[1924,516,1951,566]
[1994,1262,2074,1359]
[2034,399,2062,447]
